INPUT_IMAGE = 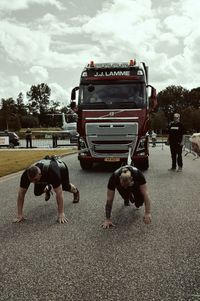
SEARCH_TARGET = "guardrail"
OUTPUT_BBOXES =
[17,138,77,149]
[183,135,200,160]
[17,131,78,149]
[148,134,200,160]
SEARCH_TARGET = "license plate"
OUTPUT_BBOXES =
[104,157,120,162]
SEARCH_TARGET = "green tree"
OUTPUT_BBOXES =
[150,110,167,133]
[181,107,193,132]
[20,115,39,128]
[45,100,61,127]
[0,97,17,130]
[188,88,200,109]
[16,92,27,115]
[179,107,200,133]
[49,100,61,114]
[157,85,189,121]
[191,109,200,132]
[61,106,69,114]
[8,113,21,131]
[27,83,51,115]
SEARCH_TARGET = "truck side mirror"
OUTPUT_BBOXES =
[71,86,79,100]
[147,85,157,112]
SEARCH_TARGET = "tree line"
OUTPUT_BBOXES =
[152,85,200,133]
[0,83,200,133]
[0,83,69,130]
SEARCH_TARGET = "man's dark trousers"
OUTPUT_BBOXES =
[170,144,183,169]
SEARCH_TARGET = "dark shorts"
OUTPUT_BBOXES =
[117,185,144,207]
[34,182,48,196]
[59,162,71,191]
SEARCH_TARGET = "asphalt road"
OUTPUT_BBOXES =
[0,145,199,301]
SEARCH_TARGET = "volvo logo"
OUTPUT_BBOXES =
[109,112,115,116]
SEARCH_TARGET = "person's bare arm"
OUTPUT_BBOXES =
[101,189,115,229]
[54,185,68,224]
[13,187,27,222]
[139,184,152,224]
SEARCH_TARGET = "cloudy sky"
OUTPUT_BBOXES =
[0,0,199,106]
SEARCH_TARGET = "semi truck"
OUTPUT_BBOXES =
[71,59,157,170]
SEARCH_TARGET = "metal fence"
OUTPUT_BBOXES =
[183,135,200,160]
[18,138,77,149]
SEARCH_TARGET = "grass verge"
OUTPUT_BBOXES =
[0,149,77,177]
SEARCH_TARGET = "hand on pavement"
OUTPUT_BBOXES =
[101,219,116,229]
[143,213,152,224]
[57,214,68,224]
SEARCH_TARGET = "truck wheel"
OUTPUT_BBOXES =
[134,158,149,170]
[80,159,93,170]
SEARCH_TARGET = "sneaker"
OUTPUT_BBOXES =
[168,168,176,171]
[177,167,182,172]
[73,189,80,203]
[124,199,130,206]
[44,185,53,201]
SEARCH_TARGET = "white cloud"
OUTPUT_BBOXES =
[0,18,101,69]
[0,0,64,11]
[0,74,29,100]
[83,0,156,43]
[38,14,82,35]
[154,33,181,57]
[0,0,200,100]
[76,0,160,65]
[49,83,69,106]
[181,0,200,17]
[164,15,193,37]
[183,33,200,79]
[0,72,70,106]
[29,66,49,82]
[70,15,91,24]
[0,20,50,64]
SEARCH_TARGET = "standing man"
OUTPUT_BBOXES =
[167,113,186,172]
[13,156,80,224]
[25,128,32,148]
[101,165,152,229]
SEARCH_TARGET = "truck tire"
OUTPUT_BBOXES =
[80,159,93,170]
[133,158,149,171]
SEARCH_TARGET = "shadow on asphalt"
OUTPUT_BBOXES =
[112,204,142,226]
[1,204,67,243]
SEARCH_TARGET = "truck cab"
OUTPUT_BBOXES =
[71,59,156,170]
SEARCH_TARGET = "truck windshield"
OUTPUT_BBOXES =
[79,83,146,109]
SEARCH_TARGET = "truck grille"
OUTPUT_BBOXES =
[86,122,138,158]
